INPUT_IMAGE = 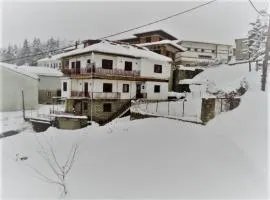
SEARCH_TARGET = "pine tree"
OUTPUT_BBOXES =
[245,11,269,71]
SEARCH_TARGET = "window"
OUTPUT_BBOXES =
[194,48,198,52]
[103,83,113,92]
[166,51,170,57]
[123,84,129,93]
[83,102,88,110]
[187,48,191,51]
[71,62,75,69]
[102,59,113,69]
[47,91,52,97]
[63,82,67,91]
[154,85,160,93]
[201,49,204,52]
[87,59,91,64]
[154,64,162,73]
[212,50,215,53]
[124,61,132,71]
[146,37,151,43]
[103,103,112,112]
[159,37,163,41]
[64,60,69,67]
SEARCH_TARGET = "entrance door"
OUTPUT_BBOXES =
[136,83,142,98]
[84,82,88,97]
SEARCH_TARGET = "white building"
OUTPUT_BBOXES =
[19,66,63,104]
[59,40,172,124]
[175,40,233,66]
[0,63,39,111]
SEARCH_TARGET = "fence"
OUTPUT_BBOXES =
[132,98,201,121]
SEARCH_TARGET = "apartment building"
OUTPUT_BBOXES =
[175,40,233,66]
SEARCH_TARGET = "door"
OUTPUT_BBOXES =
[136,83,142,98]
[76,61,81,74]
[84,82,88,97]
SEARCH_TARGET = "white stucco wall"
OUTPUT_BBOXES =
[140,58,171,79]
[39,76,61,90]
[0,67,38,111]
[37,59,61,70]
[60,77,71,98]
[61,78,137,99]
[144,81,168,100]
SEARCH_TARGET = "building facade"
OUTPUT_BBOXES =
[0,63,39,111]
[175,41,233,66]
[60,40,172,124]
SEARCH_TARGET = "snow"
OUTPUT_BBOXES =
[178,78,205,85]
[178,65,204,71]
[0,62,39,79]
[37,51,75,62]
[0,62,268,199]
[19,66,63,77]
[136,40,186,52]
[61,40,172,62]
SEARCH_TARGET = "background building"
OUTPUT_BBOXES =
[235,38,249,60]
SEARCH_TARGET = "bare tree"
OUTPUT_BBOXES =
[28,135,79,197]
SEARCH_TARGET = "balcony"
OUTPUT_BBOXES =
[62,66,140,77]
[71,91,121,99]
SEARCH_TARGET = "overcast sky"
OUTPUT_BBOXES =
[0,0,268,48]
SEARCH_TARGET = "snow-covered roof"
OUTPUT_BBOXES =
[61,40,172,62]
[63,43,84,52]
[0,62,39,80]
[136,40,186,52]
[37,50,79,62]
[178,40,233,47]
[19,66,63,77]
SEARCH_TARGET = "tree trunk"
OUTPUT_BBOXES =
[261,18,270,91]
[249,60,252,72]
[256,60,258,71]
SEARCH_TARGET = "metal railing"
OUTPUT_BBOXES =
[71,91,121,99]
[62,66,140,77]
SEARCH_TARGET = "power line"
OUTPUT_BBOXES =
[248,0,270,16]
[99,0,218,39]
[0,0,218,63]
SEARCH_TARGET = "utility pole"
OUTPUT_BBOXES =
[21,89,26,121]
[261,17,270,91]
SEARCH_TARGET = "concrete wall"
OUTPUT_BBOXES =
[0,67,38,111]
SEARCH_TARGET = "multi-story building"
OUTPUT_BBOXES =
[175,40,233,66]
[60,40,172,124]
[117,30,185,60]
[235,38,249,60]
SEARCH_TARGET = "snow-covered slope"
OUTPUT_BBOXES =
[0,63,268,199]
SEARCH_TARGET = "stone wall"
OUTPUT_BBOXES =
[65,99,130,124]
[201,98,216,124]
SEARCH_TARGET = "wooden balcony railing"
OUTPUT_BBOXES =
[62,66,140,77]
[71,91,121,99]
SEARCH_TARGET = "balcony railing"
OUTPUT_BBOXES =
[62,66,140,77]
[71,91,121,99]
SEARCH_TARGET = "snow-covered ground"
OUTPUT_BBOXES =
[0,63,268,199]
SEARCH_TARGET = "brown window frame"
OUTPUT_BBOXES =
[103,83,113,92]
[154,64,162,73]
[124,61,132,71]
[102,59,113,69]
[122,84,129,93]
[154,85,160,93]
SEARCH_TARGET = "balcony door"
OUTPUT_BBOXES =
[75,61,81,74]
[84,82,88,97]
